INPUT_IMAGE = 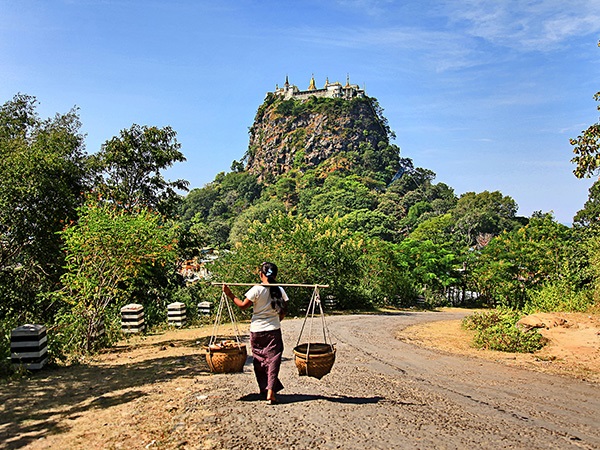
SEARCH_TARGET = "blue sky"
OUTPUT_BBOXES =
[1,0,599,224]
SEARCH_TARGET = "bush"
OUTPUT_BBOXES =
[462,308,545,353]
[524,282,594,314]
[171,282,216,326]
[0,317,19,378]
[54,201,179,353]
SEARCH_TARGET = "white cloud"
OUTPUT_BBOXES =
[442,0,600,51]
[288,25,492,73]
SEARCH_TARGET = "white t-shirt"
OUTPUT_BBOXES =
[245,285,289,333]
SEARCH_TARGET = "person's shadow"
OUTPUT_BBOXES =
[239,392,383,405]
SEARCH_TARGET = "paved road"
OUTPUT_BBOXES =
[191,311,600,449]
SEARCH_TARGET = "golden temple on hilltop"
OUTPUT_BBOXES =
[272,75,366,100]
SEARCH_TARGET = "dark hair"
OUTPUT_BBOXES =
[260,262,285,313]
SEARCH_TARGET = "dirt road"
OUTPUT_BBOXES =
[189,311,599,449]
[2,310,599,449]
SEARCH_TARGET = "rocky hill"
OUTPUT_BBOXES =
[244,93,400,184]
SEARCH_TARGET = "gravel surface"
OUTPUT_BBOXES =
[191,311,600,450]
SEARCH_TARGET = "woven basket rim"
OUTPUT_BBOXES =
[204,344,246,354]
[293,343,335,358]
[294,342,335,354]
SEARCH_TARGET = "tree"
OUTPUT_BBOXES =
[179,185,220,222]
[469,215,577,308]
[91,124,188,217]
[574,180,600,228]
[570,95,600,178]
[301,175,378,218]
[55,201,178,352]
[0,94,88,321]
[451,191,519,246]
[178,170,263,251]
[340,209,397,241]
[396,238,459,299]
[409,213,455,246]
[210,213,368,310]
[570,41,600,179]
[399,201,433,233]
[229,199,287,245]
[388,167,435,198]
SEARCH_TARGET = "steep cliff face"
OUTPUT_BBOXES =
[245,94,398,183]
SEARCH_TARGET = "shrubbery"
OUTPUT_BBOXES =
[524,282,594,314]
[462,309,546,353]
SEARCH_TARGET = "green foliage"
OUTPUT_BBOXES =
[90,124,188,217]
[400,201,433,233]
[469,215,576,308]
[462,309,546,353]
[0,94,88,322]
[179,185,219,222]
[451,191,519,246]
[340,209,398,241]
[409,213,455,245]
[210,213,369,311]
[574,180,600,228]
[178,171,262,251]
[54,200,178,352]
[388,166,435,198]
[524,281,594,314]
[0,316,20,377]
[229,199,287,245]
[570,89,600,179]
[586,233,600,304]
[301,175,378,218]
[358,238,418,307]
[397,238,460,295]
[267,171,301,207]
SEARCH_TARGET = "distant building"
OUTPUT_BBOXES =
[272,75,366,100]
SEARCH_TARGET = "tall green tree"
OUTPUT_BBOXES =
[574,180,600,228]
[570,42,600,179]
[0,94,88,321]
[91,124,188,217]
[570,91,600,179]
[469,215,576,308]
[210,213,368,309]
[300,174,378,218]
[396,238,459,299]
[451,191,519,246]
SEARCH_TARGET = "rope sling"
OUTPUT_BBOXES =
[209,283,336,378]
[209,290,244,350]
[203,289,248,373]
[295,286,333,351]
[293,285,336,379]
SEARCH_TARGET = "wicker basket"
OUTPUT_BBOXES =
[293,343,336,379]
[205,344,247,373]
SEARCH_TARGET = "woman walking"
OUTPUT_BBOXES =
[223,262,288,404]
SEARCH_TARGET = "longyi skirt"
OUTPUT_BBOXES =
[250,328,284,393]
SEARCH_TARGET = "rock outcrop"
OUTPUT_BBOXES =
[244,94,396,183]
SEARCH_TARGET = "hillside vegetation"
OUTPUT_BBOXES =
[1,82,599,371]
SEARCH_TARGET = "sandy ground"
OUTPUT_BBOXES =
[0,309,598,449]
[396,311,600,383]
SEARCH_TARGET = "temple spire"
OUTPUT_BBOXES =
[308,74,317,91]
